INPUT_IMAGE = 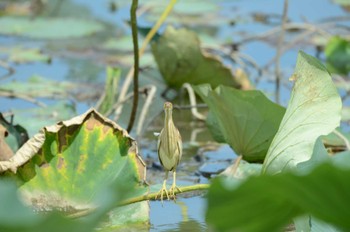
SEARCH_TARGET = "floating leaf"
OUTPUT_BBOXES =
[173,1,219,15]
[151,26,240,89]
[325,36,350,75]
[206,162,350,232]
[332,0,350,6]
[144,1,230,26]
[0,109,148,228]
[334,0,350,12]
[1,75,96,100]
[262,51,342,174]
[101,36,145,52]
[102,37,134,52]
[7,101,76,138]
[194,84,285,162]
[0,46,51,63]
[0,16,105,39]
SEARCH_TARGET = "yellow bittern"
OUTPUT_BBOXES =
[156,102,182,203]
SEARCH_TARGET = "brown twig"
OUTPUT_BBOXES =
[126,0,139,133]
[0,90,47,107]
[238,22,331,45]
[0,60,15,81]
[275,0,288,104]
[114,0,177,122]
[136,85,157,136]
[182,83,206,121]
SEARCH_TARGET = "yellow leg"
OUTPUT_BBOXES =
[155,171,170,204]
[169,170,181,202]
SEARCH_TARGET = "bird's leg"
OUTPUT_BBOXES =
[169,170,181,201]
[155,171,170,204]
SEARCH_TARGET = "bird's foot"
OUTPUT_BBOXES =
[169,184,182,202]
[155,184,169,205]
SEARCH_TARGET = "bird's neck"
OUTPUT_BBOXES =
[164,110,173,131]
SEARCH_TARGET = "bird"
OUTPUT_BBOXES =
[156,102,182,203]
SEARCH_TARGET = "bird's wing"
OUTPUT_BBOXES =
[157,129,162,151]
[157,129,164,167]
[157,127,182,171]
[176,129,182,166]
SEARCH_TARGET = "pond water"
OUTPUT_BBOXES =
[0,0,349,231]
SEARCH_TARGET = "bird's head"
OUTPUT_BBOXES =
[164,102,173,112]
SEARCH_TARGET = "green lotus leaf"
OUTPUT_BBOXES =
[194,84,285,162]
[0,109,148,228]
[151,26,240,89]
[262,51,342,174]
[1,75,99,111]
[174,1,219,15]
[333,0,350,5]
[0,16,104,39]
[0,46,51,63]
[1,75,80,99]
[206,162,350,232]
[0,177,143,232]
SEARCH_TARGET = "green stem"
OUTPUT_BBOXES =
[127,0,139,133]
[138,0,177,57]
[68,184,209,219]
[119,184,210,206]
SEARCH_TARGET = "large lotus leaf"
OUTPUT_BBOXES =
[151,26,240,89]
[194,84,285,162]
[206,162,350,232]
[293,141,350,230]
[325,36,350,75]
[0,177,139,232]
[0,16,104,39]
[0,109,148,228]
[262,51,342,174]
